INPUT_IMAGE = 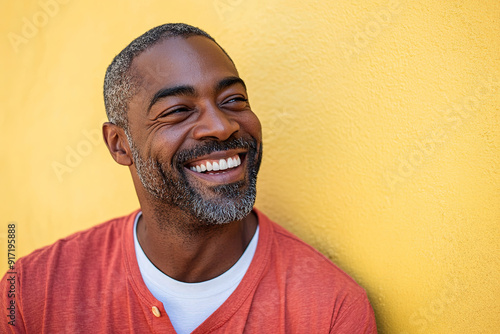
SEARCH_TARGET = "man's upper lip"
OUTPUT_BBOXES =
[183,149,247,166]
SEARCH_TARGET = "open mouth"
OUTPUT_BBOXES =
[187,154,242,174]
[183,150,247,184]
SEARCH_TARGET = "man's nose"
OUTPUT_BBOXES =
[192,102,240,141]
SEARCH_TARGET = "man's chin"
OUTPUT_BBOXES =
[209,180,249,197]
[183,185,256,225]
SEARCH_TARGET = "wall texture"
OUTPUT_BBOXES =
[1,0,499,332]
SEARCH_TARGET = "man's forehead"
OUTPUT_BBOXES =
[131,36,238,88]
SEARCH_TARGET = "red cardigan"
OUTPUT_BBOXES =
[1,209,377,333]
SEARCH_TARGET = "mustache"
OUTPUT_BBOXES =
[174,136,258,167]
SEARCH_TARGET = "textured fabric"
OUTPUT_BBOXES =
[0,209,377,333]
[134,212,260,334]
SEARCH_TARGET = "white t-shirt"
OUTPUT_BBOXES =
[133,212,259,334]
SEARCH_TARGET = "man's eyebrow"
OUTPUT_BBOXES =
[147,85,196,113]
[216,76,247,93]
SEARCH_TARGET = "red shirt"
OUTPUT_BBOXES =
[1,209,377,333]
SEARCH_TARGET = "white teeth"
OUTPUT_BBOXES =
[219,159,228,170]
[189,155,242,173]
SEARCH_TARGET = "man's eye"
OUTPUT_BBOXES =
[160,107,190,117]
[223,97,248,109]
[227,97,248,103]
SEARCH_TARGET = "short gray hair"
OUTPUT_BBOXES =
[103,23,231,132]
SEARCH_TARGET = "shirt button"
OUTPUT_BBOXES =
[152,306,161,318]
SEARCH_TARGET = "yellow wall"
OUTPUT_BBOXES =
[1,0,499,332]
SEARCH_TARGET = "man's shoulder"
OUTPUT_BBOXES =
[16,210,138,272]
[258,209,367,295]
[254,210,376,332]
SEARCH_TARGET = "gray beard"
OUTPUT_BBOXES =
[128,135,260,225]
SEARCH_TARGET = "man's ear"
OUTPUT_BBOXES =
[102,122,133,166]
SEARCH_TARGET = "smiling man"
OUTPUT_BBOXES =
[1,24,377,333]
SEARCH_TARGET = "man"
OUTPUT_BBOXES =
[1,23,377,333]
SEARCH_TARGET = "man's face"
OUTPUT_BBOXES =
[126,36,262,225]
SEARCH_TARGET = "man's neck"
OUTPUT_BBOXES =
[136,205,258,283]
